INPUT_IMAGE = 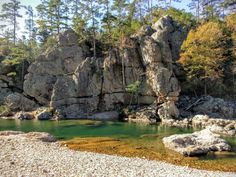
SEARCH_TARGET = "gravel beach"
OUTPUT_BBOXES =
[0,131,235,177]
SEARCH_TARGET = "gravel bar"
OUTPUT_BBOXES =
[0,132,235,177]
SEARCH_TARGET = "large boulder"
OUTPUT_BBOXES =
[5,93,38,111]
[163,128,231,156]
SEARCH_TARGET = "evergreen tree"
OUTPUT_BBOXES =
[36,0,51,43]
[80,0,101,58]
[24,5,36,40]
[48,0,70,35]
[111,0,129,41]
[0,0,22,45]
[100,0,116,46]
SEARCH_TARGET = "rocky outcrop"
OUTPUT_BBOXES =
[163,128,231,156]
[13,16,186,120]
[178,95,236,119]
[5,93,38,111]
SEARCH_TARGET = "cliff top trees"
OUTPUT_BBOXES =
[0,0,22,45]
[179,21,230,95]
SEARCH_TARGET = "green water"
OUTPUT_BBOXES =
[0,119,193,140]
[1,119,236,171]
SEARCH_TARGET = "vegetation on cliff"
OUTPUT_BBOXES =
[0,0,235,97]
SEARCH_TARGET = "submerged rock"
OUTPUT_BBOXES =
[163,128,231,156]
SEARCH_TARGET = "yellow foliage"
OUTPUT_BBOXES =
[179,21,228,82]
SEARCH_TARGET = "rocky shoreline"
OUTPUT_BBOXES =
[0,131,235,177]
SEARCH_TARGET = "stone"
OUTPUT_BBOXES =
[6,93,38,111]
[24,132,56,142]
[88,111,119,121]
[192,96,234,118]
[158,101,179,120]
[14,111,35,120]
[128,105,159,124]
[163,128,231,156]
[36,109,53,120]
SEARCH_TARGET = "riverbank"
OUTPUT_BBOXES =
[0,131,235,177]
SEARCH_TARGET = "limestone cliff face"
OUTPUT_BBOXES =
[8,16,187,119]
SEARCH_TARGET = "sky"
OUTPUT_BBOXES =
[0,0,190,38]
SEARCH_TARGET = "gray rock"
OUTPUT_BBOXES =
[19,16,186,119]
[36,109,53,120]
[6,93,38,111]
[14,111,35,120]
[128,105,159,124]
[163,128,231,156]
[192,96,234,118]
[158,101,179,120]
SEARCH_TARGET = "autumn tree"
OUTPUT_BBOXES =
[179,21,229,95]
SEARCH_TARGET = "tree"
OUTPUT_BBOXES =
[179,21,230,95]
[100,0,115,46]
[126,81,141,105]
[80,0,101,59]
[0,0,22,45]
[36,0,70,38]
[36,0,51,43]
[48,0,70,35]
[188,0,202,21]
[24,5,36,40]
[111,0,129,41]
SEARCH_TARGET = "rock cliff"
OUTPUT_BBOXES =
[1,16,187,120]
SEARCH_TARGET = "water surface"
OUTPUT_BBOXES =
[0,119,236,172]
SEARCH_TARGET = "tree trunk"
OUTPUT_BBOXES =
[13,12,16,45]
[91,0,96,59]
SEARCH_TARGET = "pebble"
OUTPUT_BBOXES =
[0,132,235,177]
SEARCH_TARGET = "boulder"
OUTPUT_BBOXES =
[158,101,179,120]
[163,128,231,156]
[36,108,53,120]
[6,93,38,111]
[128,105,159,124]
[14,111,35,120]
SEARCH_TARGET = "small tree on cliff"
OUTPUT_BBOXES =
[178,21,229,96]
[126,81,141,106]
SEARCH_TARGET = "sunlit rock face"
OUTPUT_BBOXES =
[21,16,187,119]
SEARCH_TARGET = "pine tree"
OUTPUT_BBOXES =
[24,5,35,40]
[80,0,101,59]
[48,0,70,35]
[100,0,116,46]
[0,0,22,45]
[36,0,51,43]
